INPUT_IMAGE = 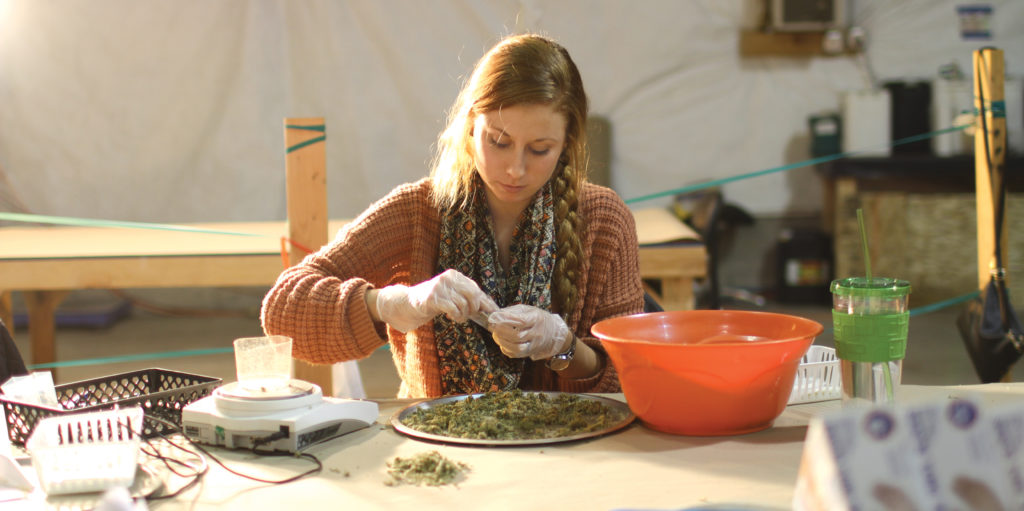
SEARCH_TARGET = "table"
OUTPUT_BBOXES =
[6,384,1023,510]
[0,221,705,371]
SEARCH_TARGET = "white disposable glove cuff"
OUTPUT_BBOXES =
[375,284,423,334]
[537,315,572,360]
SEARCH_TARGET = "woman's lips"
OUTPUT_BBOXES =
[500,183,526,194]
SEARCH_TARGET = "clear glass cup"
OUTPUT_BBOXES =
[233,335,293,392]
[831,277,911,404]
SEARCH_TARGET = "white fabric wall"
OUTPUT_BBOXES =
[0,0,1021,223]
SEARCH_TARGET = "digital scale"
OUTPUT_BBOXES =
[181,379,379,453]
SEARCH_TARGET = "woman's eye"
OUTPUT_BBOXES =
[488,137,509,149]
[529,147,551,156]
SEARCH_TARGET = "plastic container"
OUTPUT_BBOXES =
[832,277,911,404]
[27,407,143,495]
[1,368,221,446]
[592,310,823,436]
[788,346,841,404]
[234,335,293,392]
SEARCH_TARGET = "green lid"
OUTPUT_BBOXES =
[830,277,911,298]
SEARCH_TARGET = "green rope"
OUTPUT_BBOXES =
[27,347,233,369]
[909,290,980,317]
[977,100,1006,118]
[285,123,326,153]
[285,124,325,132]
[624,125,970,204]
[0,212,265,236]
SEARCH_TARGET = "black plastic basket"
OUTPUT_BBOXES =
[1,368,222,446]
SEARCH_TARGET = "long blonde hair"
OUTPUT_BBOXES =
[430,34,588,317]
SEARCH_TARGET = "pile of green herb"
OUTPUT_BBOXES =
[385,451,469,487]
[402,390,629,440]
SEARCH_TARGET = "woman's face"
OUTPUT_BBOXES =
[472,103,567,216]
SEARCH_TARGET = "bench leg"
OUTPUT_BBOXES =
[24,290,70,378]
[0,291,11,331]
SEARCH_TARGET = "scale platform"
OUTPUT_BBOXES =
[181,379,379,452]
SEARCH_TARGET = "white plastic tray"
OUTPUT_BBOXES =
[788,345,841,405]
[27,407,144,495]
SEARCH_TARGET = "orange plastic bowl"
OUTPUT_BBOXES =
[591,310,823,436]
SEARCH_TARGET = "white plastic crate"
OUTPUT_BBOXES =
[27,407,144,495]
[788,345,841,405]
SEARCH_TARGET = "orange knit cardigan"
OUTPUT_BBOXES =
[260,178,643,398]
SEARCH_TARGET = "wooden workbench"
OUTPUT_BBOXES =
[0,220,705,370]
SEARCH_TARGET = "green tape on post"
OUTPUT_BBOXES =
[285,124,326,132]
[285,123,326,153]
[286,135,326,154]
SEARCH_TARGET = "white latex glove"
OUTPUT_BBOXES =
[375,269,497,333]
[487,304,571,360]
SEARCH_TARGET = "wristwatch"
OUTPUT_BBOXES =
[546,332,577,371]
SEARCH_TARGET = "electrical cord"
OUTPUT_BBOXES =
[140,415,323,497]
[197,443,324,485]
[135,417,209,501]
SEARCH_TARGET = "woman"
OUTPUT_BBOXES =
[261,34,643,398]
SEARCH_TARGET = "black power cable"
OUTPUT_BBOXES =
[139,415,323,501]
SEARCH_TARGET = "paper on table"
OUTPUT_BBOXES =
[0,452,33,492]
[631,208,701,246]
[0,373,59,408]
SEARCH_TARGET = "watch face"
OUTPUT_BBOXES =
[547,333,576,371]
[547,355,571,371]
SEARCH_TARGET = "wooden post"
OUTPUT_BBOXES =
[973,48,1012,381]
[284,118,333,394]
[973,48,1007,292]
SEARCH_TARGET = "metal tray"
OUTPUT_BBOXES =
[391,392,635,446]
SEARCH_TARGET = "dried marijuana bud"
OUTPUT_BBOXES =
[385,451,470,487]
[402,390,629,440]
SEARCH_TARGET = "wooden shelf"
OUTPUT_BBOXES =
[740,30,831,57]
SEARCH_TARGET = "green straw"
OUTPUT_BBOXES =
[857,207,895,401]
[857,208,871,280]
[882,356,895,401]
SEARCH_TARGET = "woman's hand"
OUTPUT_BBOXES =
[373,269,497,333]
[488,304,571,360]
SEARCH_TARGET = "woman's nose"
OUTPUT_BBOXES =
[506,149,527,179]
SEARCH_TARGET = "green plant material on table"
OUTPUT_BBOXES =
[385,451,470,487]
[402,389,630,440]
